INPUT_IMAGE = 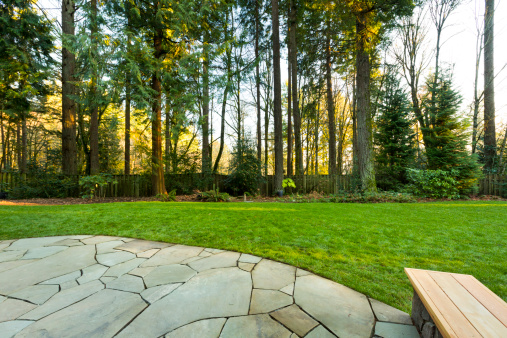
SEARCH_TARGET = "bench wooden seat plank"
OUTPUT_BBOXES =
[431,272,507,337]
[406,268,507,338]
[406,269,480,337]
[453,273,507,327]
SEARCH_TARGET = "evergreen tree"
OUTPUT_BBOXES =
[374,73,415,190]
[0,0,55,173]
[422,72,481,193]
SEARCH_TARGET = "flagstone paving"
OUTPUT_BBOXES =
[0,236,421,338]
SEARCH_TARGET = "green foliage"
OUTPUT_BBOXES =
[6,165,78,199]
[282,178,296,189]
[198,185,230,202]
[224,139,264,196]
[79,174,118,199]
[156,190,177,202]
[374,72,416,191]
[323,191,416,203]
[421,72,482,193]
[406,169,459,199]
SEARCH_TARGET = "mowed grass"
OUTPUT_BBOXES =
[0,201,505,312]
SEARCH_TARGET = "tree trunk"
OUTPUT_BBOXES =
[202,33,210,174]
[287,41,293,176]
[124,6,132,175]
[484,0,496,171]
[151,28,167,196]
[0,110,4,170]
[16,123,21,171]
[21,115,27,173]
[165,97,171,173]
[356,13,376,192]
[326,29,336,175]
[255,0,262,164]
[62,0,77,175]
[272,0,283,190]
[89,0,99,175]
[290,0,302,175]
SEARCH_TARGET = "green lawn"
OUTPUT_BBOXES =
[1,201,505,312]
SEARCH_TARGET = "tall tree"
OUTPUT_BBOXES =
[483,0,496,171]
[62,0,77,175]
[272,0,283,191]
[89,0,99,174]
[325,23,336,175]
[289,0,303,175]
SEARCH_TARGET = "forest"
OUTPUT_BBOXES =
[1,0,506,198]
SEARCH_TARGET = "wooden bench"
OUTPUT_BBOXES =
[405,268,507,338]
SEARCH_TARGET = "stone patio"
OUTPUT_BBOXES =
[0,236,420,337]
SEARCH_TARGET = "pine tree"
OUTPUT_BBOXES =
[422,72,481,192]
[374,73,415,190]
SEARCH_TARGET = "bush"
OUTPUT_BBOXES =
[322,191,416,203]
[224,139,264,196]
[6,165,78,199]
[156,189,177,202]
[405,169,459,199]
[197,185,230,202]
[79,174,118,199]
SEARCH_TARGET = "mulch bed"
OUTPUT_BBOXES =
[0,194,505,206]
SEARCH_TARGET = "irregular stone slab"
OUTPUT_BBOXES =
[294,275,374,338]
[137,249,160,258]
[68,235,93,240]
[77,264,108,284]
[6,237,68,251]
[296,268,311,277]
[0,259,36,273]
[220,314,292,338]
[9,285,59,305]
[96,240,125,254]
[16,289,147,338]
[103,258,145,278]
[280,283,294,296]
[252,260,295,290]
[188,252,240,272]
[141,284,182,304]
[115,239,170,254]
[370,298,413,325]
[270,304,318,337]
[100,277,116,283]
[249,289,293,314]
[96,251,136,267]
[60,280,79,290]
[199,251,213,257]
[81,236,120,245]
[374,322,420,338]
[41,271,81,285]
[0,245,95,294]
[0,250,26,263]
[166,318,226,338]
[239,254,262,264]
[144,265,196,288]
[48,238,83,247]
[106,274,145,293]
[20,280,104,321]
[120,238,136,242]
[238,262,255,272]
[0,296,5,304]
[305,325,336,338]
[129,266,155,278]
[117,267,251,337]
[22,246,68,259]
[140,245,203,267]
[0,299,36,322]
[181,256,202,264]
[204,248,224,254]
[0,243,11,250]
[0,320,34,337]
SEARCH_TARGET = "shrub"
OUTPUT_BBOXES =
[405,169,459,199]
[156,189,177,202]
[79,174,118,199]
[197,185,230,202]
[224,139,264,196]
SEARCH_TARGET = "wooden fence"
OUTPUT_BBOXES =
[1,172,506,198]
[478,175,507,197]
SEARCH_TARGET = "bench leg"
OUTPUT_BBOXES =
[411,290,443,338]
